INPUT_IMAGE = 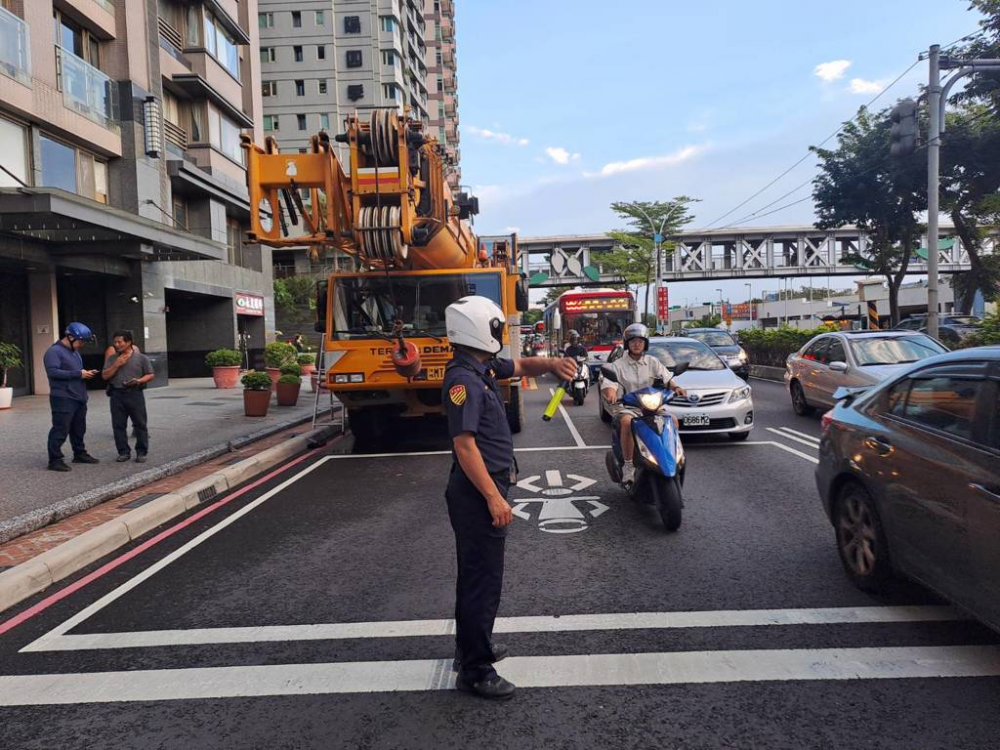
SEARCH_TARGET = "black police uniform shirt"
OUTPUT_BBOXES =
[564,343,588,359]
[443,349,515,475]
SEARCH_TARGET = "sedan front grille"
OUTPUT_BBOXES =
[672,391,728,408]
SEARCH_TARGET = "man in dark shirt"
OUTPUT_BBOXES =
[563,329,588,359]
[102,331,155,463]
[43,322,100,472]
[442,295,576,700]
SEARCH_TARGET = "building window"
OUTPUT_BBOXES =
[344,15,361,33]
[54,10,101,67]
[262,80,277,97]
[318,79,328,94]
[190,103,205,142]
[346,50,362,68]
[293,45,303,62]
[260,47,275,63]
[347,84,364,101]
[295,79,305,96]
[0,117,29,188]
[263,114,279,131]
[207,105,244,164]
[203,9,240,80]
[227,218,243,266]
[297,114,307,131]
[381,50,395,66]
[382,83,397,101]
[40,135,77,193]
[436,50,442,65]
[172,197,188,229]
[258,12,273,28]
[379,16,395,32]
[316,45,325,60]
[320,113,330,130]
[291,11,301,28]
[437,76,443,92]
[315,10,325,25]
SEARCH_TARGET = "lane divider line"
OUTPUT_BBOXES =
[4,644,999,704]
[767,427,821,449]
[548,388,587,448]
[767,440,821,465]
[24,605,962,652]
[0,446,335,641]
[777,426,822,444]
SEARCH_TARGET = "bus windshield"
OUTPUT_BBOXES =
[563,311,632,348]
[332,273,502,340]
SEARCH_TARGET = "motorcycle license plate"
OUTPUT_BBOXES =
[681,415,710,427]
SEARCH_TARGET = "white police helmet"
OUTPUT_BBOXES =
[445,295,505,355]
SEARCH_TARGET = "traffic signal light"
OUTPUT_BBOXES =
[889,98,918,158]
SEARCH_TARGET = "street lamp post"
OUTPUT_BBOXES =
[745,282,753,329]
[634,206,672,334]
[715,288,723,323]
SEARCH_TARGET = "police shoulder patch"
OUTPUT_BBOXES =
[449,384,467,406]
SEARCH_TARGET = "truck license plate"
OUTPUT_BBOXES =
[681,415,710,427]
[427,366,445,380]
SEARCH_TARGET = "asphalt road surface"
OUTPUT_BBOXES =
[1,376,998,749]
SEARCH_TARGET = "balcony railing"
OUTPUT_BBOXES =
[0,6,31,86]
[55,46,119,131]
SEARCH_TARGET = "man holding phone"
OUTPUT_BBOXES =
[102,330,154,463]
[44,322,101,472]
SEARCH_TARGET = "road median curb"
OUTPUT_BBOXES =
[0,425,339,615]
[750,365,786,383]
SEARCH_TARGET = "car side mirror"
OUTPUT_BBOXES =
[829,361,848,372]
[672,361,690,376]
[600,365,618,383]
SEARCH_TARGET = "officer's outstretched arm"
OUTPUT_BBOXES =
[514,356,577,382]
[453,433,513,528]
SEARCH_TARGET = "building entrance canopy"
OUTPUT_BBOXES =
[0,188,227,262]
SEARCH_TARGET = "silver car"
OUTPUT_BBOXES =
[785,331,948,415]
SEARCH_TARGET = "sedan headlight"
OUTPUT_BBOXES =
[638,391,665,412]
[738,348,748,362]
[728,385,751,403]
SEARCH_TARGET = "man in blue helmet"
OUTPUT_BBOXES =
[43,322,100,471]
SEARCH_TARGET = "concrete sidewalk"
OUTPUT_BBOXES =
[0,378,334,544]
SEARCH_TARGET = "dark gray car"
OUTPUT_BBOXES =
[815,346,1000,632]
[680,328,749,379]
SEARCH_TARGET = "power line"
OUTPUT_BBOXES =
[696,34,986,233]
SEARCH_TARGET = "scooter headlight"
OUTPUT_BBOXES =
[638,392,664,412]
[636,438,658,467]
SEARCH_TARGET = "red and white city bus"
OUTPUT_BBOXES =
[542,288,637,360]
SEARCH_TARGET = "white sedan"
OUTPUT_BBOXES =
[598,337,754,441]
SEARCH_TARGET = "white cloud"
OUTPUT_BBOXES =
[848,77,885,95]
[814,60,851,82]
[466,125,530,146]
[545,146,581,165]
[588,145,704,178]
[504,226,521,234]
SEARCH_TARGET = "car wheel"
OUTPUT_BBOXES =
[728,431,750,441]
[833,483,892,593]
[790,380,814,416]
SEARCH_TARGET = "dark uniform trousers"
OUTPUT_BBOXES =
[109,388,149,456]
[446,464,510,683]
[48,396,87,462]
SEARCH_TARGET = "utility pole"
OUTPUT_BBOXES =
[927,44,942,341]
[634,206,676,334]
[745,282,753,329]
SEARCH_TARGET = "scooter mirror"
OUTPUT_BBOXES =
[673,361,690,376]
[600,365,618,383]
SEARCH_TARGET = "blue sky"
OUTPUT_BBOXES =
[454,0,977,304]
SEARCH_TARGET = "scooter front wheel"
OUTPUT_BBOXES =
[573,389,586,406]
[653,475,683,532]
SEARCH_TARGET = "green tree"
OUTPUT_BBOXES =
[604,198,699,322]
[543,285,575,305]
[521,308,543,325]
[812,107,925,324]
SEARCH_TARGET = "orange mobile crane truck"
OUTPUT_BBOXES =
[242,111,528,441]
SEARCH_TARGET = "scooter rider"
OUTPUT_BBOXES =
[442,295,576,700]
[563,330,587,359]
[601,323,687,488]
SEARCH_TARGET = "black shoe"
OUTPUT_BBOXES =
[135,454,147,464]
[455,674,516,700]
[47,460,71,472]
[116,454,131,463]
[72,453,99,464]
[453,643,508,672]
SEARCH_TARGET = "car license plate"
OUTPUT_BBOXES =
[427,366,445,380]
[681,415,710,427]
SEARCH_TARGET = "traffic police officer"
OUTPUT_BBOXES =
[443,295,576,700]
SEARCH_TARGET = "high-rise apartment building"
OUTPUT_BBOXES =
[424,0,459,190]
[0,0,271,397]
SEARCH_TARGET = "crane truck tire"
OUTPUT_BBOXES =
[505,387,524,434]
[348,407,386,445]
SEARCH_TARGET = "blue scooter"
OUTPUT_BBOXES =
[600,362,689,531]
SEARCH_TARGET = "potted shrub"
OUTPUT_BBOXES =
[0,341,23,410]
[297,352,316,376]
[264,341,297,390]
[276,363,302,406]
[205,348,242,388]
[241,370,273,417]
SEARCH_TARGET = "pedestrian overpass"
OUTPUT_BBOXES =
[519,225,984,287]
